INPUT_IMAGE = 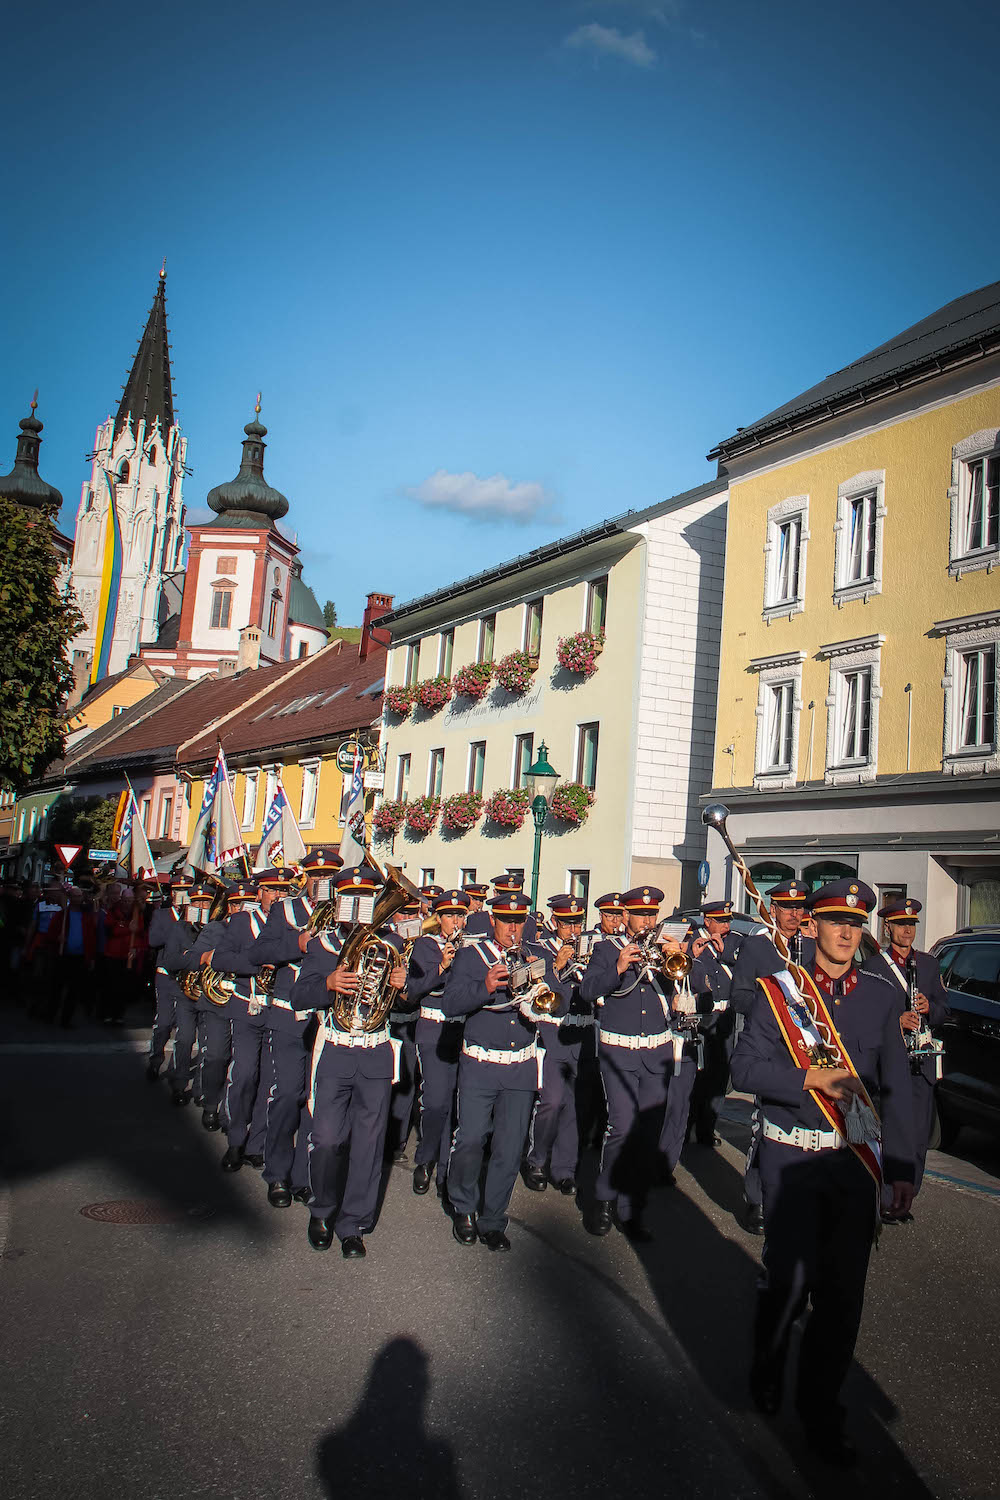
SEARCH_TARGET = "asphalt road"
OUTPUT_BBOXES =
[1,1008,998,1500]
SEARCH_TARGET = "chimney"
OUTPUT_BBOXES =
[359,591,393,661]
[66,652,93,711]
[237,625,262,672]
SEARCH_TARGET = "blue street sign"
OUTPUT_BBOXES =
[697,861,710,890]
[87,849,119,862]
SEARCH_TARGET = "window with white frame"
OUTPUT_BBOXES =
[468,741,486,795]
[210,585,233,629]
[512,732,534,788]
[523,598,543,656]
[159,794,174,839]
[821,635,884,783]
[763,496,809,618]
[568,869,590,909]
[420,868,436,886]
[937,611,1000,773]
[300,760,320,825]
[242,770,259,828]
[477,614,496,664]
[833,471,885,603]
[438,629,454,678]
[750,651,805,789]
[395,753,411,802]
[140,798,152,831]
[460,868,477,886]
[948,430,1000,575]
[575,722,599,790]
[585,576,608,636]
[428,748,445,798]
[263,765,279,820]
[404,642,420,687]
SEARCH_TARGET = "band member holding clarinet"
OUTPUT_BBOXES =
[730,877,915,1465]
[864,897,948,1213]
[407,889,470,1199]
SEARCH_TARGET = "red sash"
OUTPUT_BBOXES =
[757,967,883,1189]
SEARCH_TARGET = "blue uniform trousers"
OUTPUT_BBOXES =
[260,1026,309,1184]
[169,994,200,1095]
[414,1020,461,1180]
[744,1103,763,1208]
[223,1008,268,1147]
[527,1036,583,1182]
[448,1078,536,1233]
[196,1006,232,1112]
[596,1046,670,1220]
[386,1018,418,1156]
[307,1052,392,1240]
[149,972,179,1069]
[755,1141,876,1413]
[659,1053,697,1172]
[911,1072,935,1193]
[689,1026,733,1142]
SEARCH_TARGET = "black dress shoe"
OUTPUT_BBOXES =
[554,1177,577,1196]
[585,1201,614,1236]
[308,1216,334,1251]
[221,1145,244,1172]
[412,1163,433,1195]
[523,1164,547,1192]
[292,1187,311,1204]
[750,1362,783,1416]
[243,1153,264,1171]
[267,1180,292,1208]
[618,1218,654,1243]
[192,1095,204,1108]
[145,1061,160,1082]
[741,1199,765,1236]
[341,1235,366,1259]
[802,1424,857,1467]
[170,1090,190,1107]
[452,1213,477,1246]
[201,1109,220,1132]
[696,1133,722,1147]
[479,1229,511,1252]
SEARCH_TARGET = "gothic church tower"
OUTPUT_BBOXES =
[71,268,186,681]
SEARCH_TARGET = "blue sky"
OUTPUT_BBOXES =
[4,0,998,623]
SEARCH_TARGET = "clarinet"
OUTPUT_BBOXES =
[905,953,922,1058]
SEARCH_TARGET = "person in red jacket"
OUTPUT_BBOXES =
[101,887,148,1025]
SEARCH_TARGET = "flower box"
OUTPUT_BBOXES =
[483,786,531,831]
[494,650,539,695]
[372,799,406,839]
[555,631,604,679]
[404,795,440,836]
[549,782,595,826]
[453,660,494,701]
[415,675,453,713]
[441,791,484,833]
[384,684,415,719]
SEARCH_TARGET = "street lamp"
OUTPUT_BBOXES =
[525,741,559,912]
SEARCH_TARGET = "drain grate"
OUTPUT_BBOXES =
[80,1199,214,1225]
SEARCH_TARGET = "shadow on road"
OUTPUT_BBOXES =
[316,1338,460,1499]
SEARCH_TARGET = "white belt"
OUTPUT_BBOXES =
[600,1028,672,1051]
[539,1013,595,1029]
[763,1120,845,1152]
[463,1042,537,1066]
[318,1024,391,1049]
[419,1006,449,1023]
[270,998,312,1022]
[712,1000,728,1012]
[389,1011,416,1025]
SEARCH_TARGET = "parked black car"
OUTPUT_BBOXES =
[930,926,1000,1146]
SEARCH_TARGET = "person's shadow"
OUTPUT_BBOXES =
[316,1338,461,1499]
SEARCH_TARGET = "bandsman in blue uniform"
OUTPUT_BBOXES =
[656,932,715,1180]
[729,879,815,1234]
[407,889,470,1198]
[685,899,744,1148]
[730,878,915,1465]
[523,892,594,1196]
[290,866,407,1260]
[384,894,431,1162]
[155,876,203,1106]
[579,885,681,1240]
[180,882,234,1132]
[146,873,193,1089]
[465,874,537,942]
[462,881,489,920]
[863,896,948,1214]
[443,891,567,1251]
[593,891,626,938]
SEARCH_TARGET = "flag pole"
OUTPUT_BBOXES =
[218,738,252,877]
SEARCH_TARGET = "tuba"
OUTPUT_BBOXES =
[328,864,422,1033]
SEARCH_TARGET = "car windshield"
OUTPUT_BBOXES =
[942,943,1000,1004]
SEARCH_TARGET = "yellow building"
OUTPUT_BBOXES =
[375,480,728,915]
[704,281,1000,941]
[64,661,163,746]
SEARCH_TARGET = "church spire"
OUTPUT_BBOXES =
[114,264,175,441]
[0,393,63,513]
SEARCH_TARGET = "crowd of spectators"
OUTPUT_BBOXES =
[0,875,155,1028]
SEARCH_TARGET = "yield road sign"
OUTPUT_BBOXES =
[55,844,83,870]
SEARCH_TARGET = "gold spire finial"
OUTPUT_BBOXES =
[30,389,38,414]
[160,258,167,279]
[254,392,262,416]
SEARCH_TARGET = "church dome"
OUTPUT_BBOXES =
[0,397,63,512]
[205,399,289,527]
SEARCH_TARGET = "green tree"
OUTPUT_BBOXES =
[0,497,84,792]
[47,792,121,853]
[323,599,338,629]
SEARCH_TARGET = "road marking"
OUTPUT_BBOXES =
[924,1168,1000,1202]
[0,1042,150,1054]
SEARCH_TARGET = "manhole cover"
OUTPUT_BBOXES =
[79,1199,214,1225]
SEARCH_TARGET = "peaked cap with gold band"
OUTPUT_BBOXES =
[768,880,809,906]
[700,899,733,919]
[877,897,922,922]
[301,848,343,875]
[433,889,471,914]
[489,891,532,918]
[255,865,299,889]
[334,865,380,896]
[490,873,524,892]
[547,893,587,920]
[621,885,664,911]
[462,882,489,899]
[593,891,625,912]
[808,878,876,922]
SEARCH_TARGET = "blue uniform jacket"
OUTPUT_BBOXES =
[289,929,400,1079]
[862,946,949,1083]
[580,936,713,1038]
[533,931,594,1053]
[687,928,743,1007]
[442,936,568,1090]
[730,961,916,1183]
[159,918,200,974]
[204,908,269,1006]
[465,911,538,943]
[730,931,817,1017]
[148,905,179,952]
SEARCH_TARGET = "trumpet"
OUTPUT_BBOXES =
[500,945,560,1016]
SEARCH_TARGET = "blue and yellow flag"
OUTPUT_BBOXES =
[90,468,124,685]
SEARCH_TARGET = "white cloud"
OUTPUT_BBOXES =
[407,469,555,525]
[563,22,657,67]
